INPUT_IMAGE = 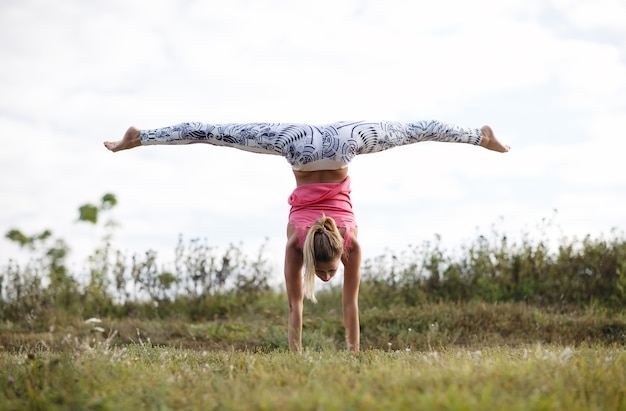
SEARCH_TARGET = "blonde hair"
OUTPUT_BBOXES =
[302,216,344,303]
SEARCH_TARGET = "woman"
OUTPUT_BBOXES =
[104,120,509,352]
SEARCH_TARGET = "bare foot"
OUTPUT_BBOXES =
[479,125,510,153]
[103,126,142,152]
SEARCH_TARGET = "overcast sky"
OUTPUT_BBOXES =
[1,0,625,284]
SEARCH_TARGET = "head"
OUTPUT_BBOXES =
[302,216,344,303]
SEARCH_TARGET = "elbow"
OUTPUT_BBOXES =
[289,299,303,314]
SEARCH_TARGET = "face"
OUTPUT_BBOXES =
[315,258,340,282]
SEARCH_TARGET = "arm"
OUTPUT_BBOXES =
[342,232,361,352]
[284,225,304,353]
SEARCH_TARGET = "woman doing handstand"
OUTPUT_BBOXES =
[104,120,509,352]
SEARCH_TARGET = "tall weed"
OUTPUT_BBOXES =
[2,196,626,325]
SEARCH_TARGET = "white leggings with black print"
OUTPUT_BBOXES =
[140,120,483,171]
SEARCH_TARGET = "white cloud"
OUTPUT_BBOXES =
[551,0,626,34]
[1,0,626,278]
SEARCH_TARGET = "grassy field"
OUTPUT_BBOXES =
[3,204,626,409]
[1,342,624,410]
[1,300,625,410]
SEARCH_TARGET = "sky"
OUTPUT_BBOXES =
[1,0,625,285]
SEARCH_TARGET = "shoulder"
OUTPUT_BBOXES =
[344,228,360,253]
[286,224,302,251]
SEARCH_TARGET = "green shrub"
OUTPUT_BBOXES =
[2,197,626,326]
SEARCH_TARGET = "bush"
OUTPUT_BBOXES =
[2,196,626,326]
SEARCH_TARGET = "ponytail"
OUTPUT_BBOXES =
[302,216,344,303]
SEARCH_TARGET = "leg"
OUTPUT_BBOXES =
[104,120,509,162]
[104,122,316,160]
[344,120,509,156]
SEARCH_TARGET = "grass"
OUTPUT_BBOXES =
[1,299,625,410]
[3,206,626,409]
[1,343,624,410]
[2,298,625,352]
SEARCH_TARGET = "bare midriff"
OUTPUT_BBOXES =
[293,168,349,186]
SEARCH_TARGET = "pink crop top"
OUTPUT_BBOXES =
[287,176,357,251]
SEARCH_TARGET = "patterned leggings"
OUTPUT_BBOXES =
[140,120,483,170]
